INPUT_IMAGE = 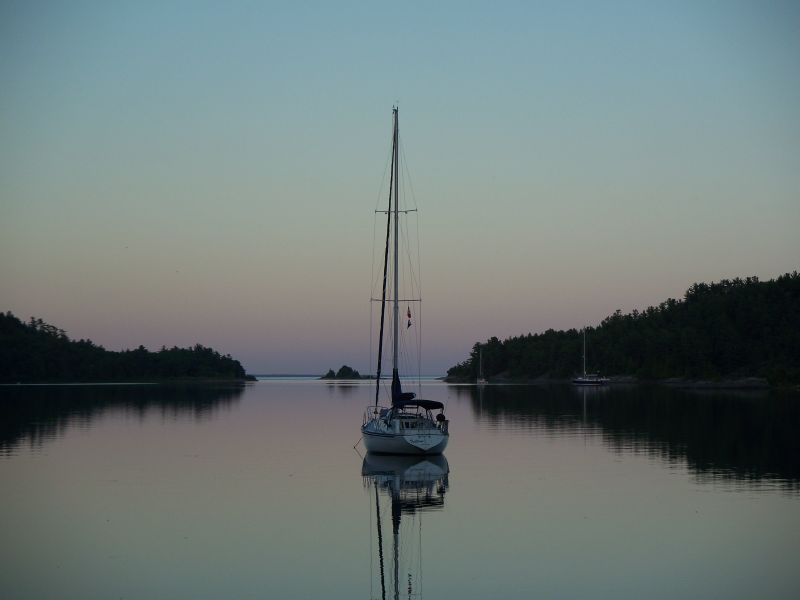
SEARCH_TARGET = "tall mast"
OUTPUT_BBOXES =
[374,110,396,406]
[392,107,400,375]
[583,329,586,376]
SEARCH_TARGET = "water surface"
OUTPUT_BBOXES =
[1,381,798,599]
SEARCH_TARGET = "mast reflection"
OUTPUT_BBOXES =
[362,454,449,600]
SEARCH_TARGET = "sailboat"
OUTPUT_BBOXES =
[361,108,449,455]
[476,346,488,385]
[572,328,609,386]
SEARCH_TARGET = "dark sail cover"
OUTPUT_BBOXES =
[393,399,444,410]
[391,369,416,405]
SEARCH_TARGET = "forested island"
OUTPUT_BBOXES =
[0,312,255,383]
[446,272,800,386]
[321,365,364,380]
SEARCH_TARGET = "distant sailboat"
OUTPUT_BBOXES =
[477,346,487,385]
[361,108,449,455]
[572,328,609,386]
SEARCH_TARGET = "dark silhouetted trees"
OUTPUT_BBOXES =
[321,365,362,379]
[0,312,251,382]
[447,272,800,384]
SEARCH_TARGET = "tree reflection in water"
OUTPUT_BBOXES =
[0,384,245,455]
[454,383,800,490]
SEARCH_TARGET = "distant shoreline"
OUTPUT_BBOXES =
[442,375,778,390]
[3,377,793,391]
[252,374,319,378]
[1,377,255,386]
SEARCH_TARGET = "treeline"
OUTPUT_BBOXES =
[447,272,800,384]
[0,312,252,382]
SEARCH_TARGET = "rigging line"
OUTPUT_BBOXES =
[402,192,421,362]
[399,327,412,381]
[400,214,416,293]
[368,300,373,397]
[397,119,424,387]
[397,230,421,375]
[416,224,423,384]
[414,207,422,309]
[396,212,422,386]
[373,119,394,212]
[371,151,389,238]
[368,252,381,386]
[417,300,422,393]
[399,298,417,373]
[397,205,421,305]
[403,232,422,386]
[369,216,379,390]
[370,210,379,302]
[369,128,394,307]
[401,145,423,384]
[398,136,419,211]
[369,113,396,397]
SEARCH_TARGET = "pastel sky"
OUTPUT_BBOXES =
[1,1,798,374]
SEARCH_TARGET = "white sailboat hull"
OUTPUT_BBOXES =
[362,427,449,455]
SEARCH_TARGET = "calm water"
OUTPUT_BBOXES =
[1,381,798,599]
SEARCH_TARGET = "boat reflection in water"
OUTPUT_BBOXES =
[362,454,449,600]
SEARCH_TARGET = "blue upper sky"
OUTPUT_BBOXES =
[2,1,798,373]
